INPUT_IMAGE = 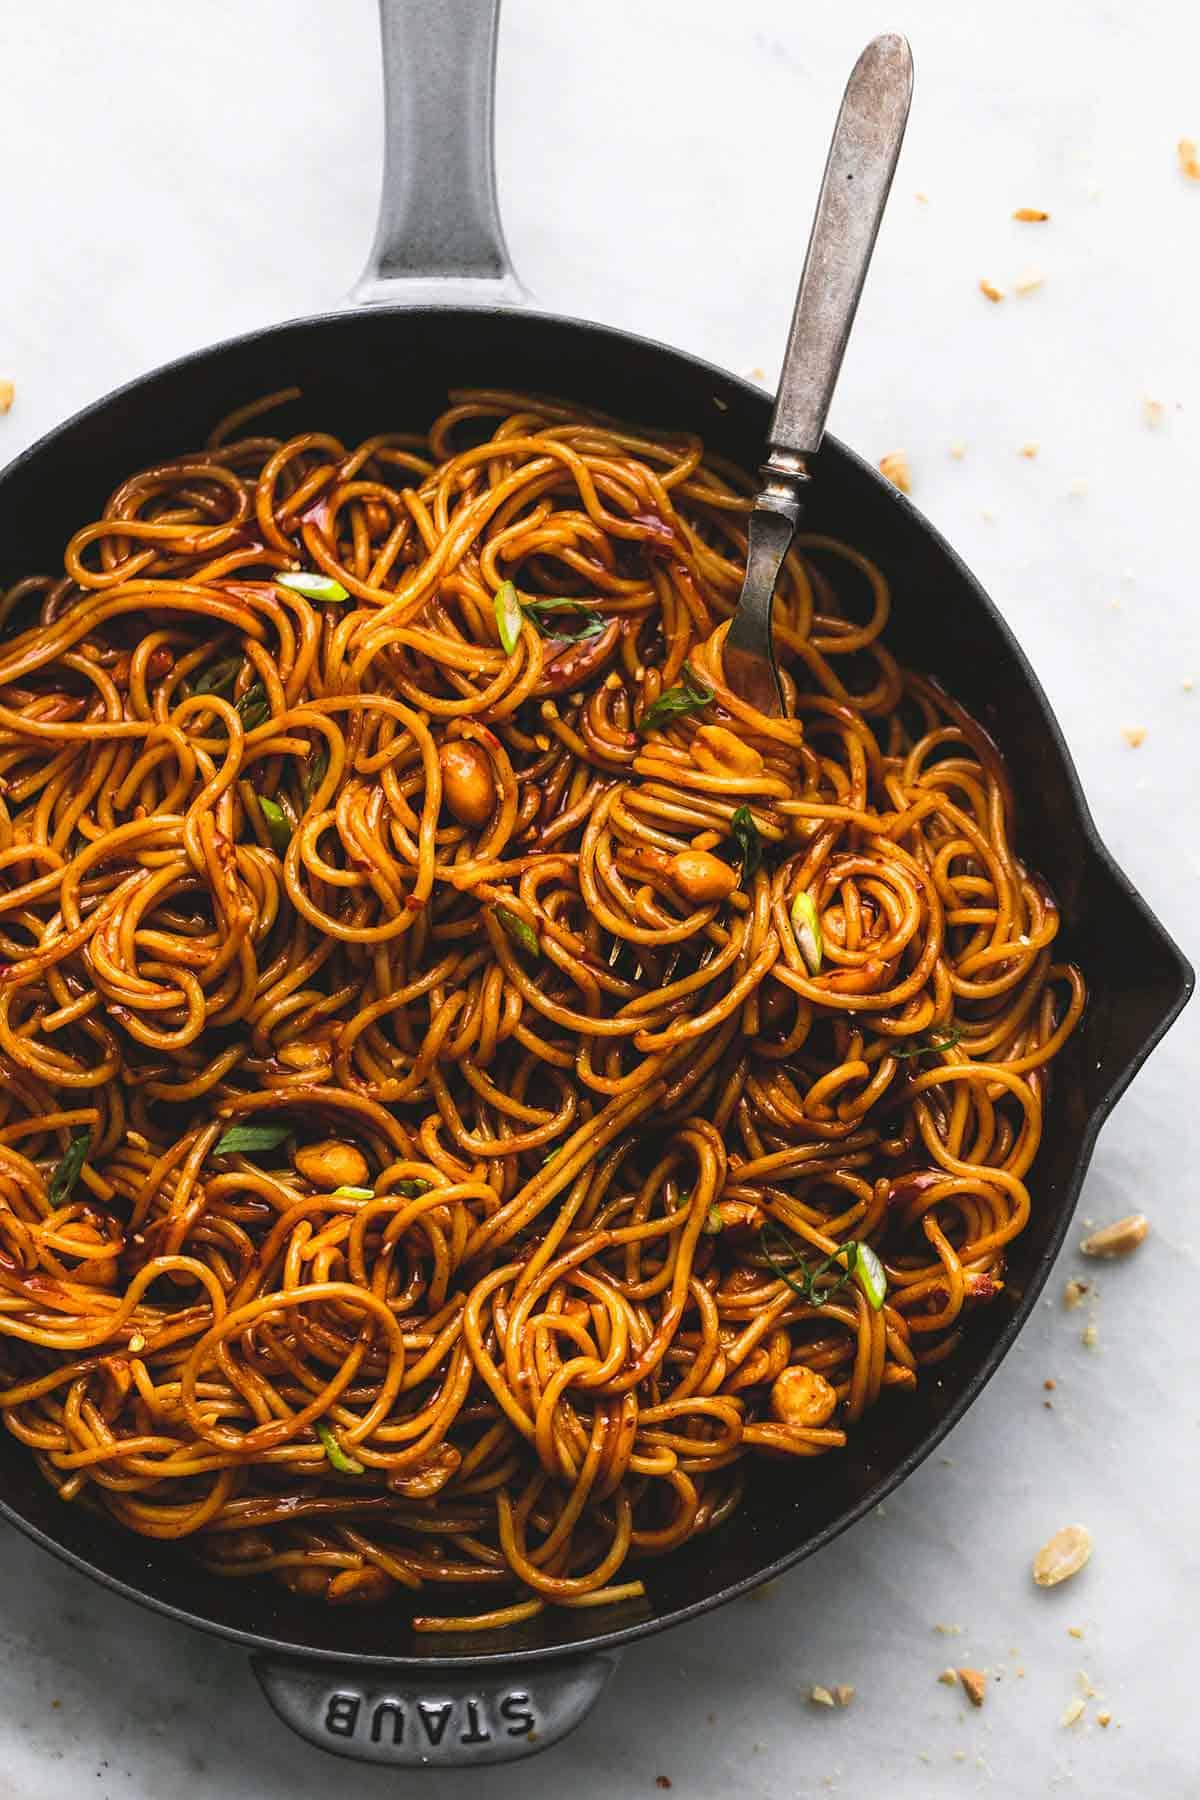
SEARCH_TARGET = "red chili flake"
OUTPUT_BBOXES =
[404,895,426,912]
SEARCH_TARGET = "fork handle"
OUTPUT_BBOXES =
[766,33,913,479]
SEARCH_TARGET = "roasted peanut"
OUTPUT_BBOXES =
[294,1139,369,1190]
[277,1038,330,1071]
[1080,1213,1148,1258]
[667,849,738,905]
[439,740,495,828]
[705,1199,764,1240]
[692,724,765,777]
[327,1567,393,1605]
[769,1364,838,1429]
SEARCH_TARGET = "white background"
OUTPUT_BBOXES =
[1,1,1198,1794]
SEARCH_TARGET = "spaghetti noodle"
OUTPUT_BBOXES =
[0,389,1083,1627]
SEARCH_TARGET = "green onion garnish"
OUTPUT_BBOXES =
[192,655,243,698]
[495,906,539,959]
[276,571,350,603]
[395,1178,431,1198]
[302,741,329,805]
[790,890,823,976]
[316,1419,364,1475]
[892,1027,965,1059]
[47,1130,91,1207]
[759,1221,888,1313]
[236,683,271,731]
[213,1121,292,1156]
[494,581,524,655]
[855,1241,887,1311]
[703,1204,724,1235]
[520,597,607,642]
[637,664,714,735]
[331,1185,374,1199]
[728,805,762,883]
[256,794,291,856]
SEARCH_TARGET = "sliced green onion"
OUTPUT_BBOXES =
[521,597,607,642]
[790,889,823,976]
[331,1185,374,1199]
[316,1419,364,1475]
[256,794,291,856]
[495,905,539,959]
[728,805,762,883]
[236,683,271,731]
[47,1130,91,1207]
[302,740,330,805]
[494,580,523,655]
[854,1241,887,1310]
[892,1027,964,1059]
[276,571,350,603]
[214,1121,292,1156]
[637,664,714,735]
[395,1179,431,1198]
[192,655,243,698]
[703,1204,724,1236]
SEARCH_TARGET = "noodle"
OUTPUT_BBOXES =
[0,388,1083,1627]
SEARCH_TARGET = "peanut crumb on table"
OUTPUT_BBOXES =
[1121,726,1147,748]
[1014,266,1044,295]
[1143,396,1165,427]
[1061,1698,1087,1728]
[957,1669,987,1707]
[1018,441,1039,458]
[1177,137,1200,180]
[978,278,1005,302]
[1013,207,1050,220]
[0,380,13,415]
[878,450,911,494]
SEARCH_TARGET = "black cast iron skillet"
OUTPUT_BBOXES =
[0,0,1190,1768]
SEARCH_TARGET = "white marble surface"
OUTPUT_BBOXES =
[1,1,1198,1794]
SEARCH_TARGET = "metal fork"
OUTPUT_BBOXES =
[723,34,914,716]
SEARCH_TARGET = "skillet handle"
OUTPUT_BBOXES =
[352,0,525,307]
[251,1649,619,1767]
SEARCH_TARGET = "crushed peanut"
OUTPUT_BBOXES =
[0,380,13,415]
[1061,1698,1086,1728]
[832,1686,855,1708]
[1097,1712,1112,1728]
[1018,442,1040,458]
[1122,726,1147,748]
[957,1669,987,1708]
[948,441,967,460]
[1014,266,1045,295]
[938,1668,959,1686]
[915,190,929,203]
[1064,1280,1087,1310]
[1034,1524,1093,1587]
[1082,1318,1100,1349]
[1177,138,1200,181]
[1068,1625,1084,1639]
[809,1685,836,1707]
[934,1623,964,1636]
[978,278,1005,303]
[1143,397,1165,428]
[1081,1213,1148,1258]
[1013,207,1050,221]
[879,450,912,494]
